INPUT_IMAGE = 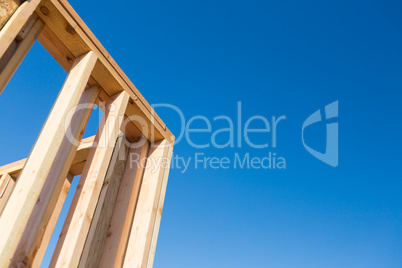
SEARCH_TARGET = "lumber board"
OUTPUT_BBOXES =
[0,0,22,30]
[0,136,95,179]
[0,173,10,197]
[122,140,173,268]
[0,51,97,267]
[10,86,100,267]
[99,140,150,268]
[0,0,41,59]
[0,38,17,74]
[31,173,73,267]
[79,135,129,268]
[0,126,141,180]
[147,141,174,268]
[0,173,15,214]
[37,24,75,72]
[50,91,129,268]
[37,25,146,143]
[0,16,43,94]
[35,0,174,143]
[0,159,24,179]
[0,1,175,266]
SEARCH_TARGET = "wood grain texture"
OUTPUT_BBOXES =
[37,25,148,143]
[0,0,41,59]
[147,141,174,268]
[123,140,172,268]
[99,140,150,268]
[0,1,175,266]
[31,173,73,267]
[0,51,97,267]
[0,0,22,29]
[37,24,75,72]
[35,0,174,142]
[50,91,129,268]
[0,173,15,214]
[0,16,43,94]
[79,135,129,268]
[10,86,100,267]
[0,136,95,179]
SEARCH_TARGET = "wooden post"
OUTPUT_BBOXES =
[50,90,130,268]
[79,134,130,268]
[31,173,73,267]
[123,140,174,268]
[147,142,174,268]
[0,51,97,267]
[10,85,100,267]
[99,141,150,268]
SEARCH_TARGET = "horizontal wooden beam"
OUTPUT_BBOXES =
[0,135,95,179]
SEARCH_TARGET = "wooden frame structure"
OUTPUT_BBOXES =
[0,0,175,267]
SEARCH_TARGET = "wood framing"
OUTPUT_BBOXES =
[0,1,175,267]
[0,173,15,213]
[99,141,150,267]
[0,0,23,30]
[0,14,44,94]
[123,140,173,268]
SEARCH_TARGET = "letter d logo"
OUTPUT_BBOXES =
[302,101,338,167]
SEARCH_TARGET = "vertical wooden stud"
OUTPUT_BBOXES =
[11,85,100,266]
[122,140,173,268]
[79,135,130,268]
[147,141,174,268]
[50,90,130,268]
[0,51,97,267]
[99,141,150,268]
[31,173,73,267]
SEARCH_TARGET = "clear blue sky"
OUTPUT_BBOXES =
[0,0,401,267]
